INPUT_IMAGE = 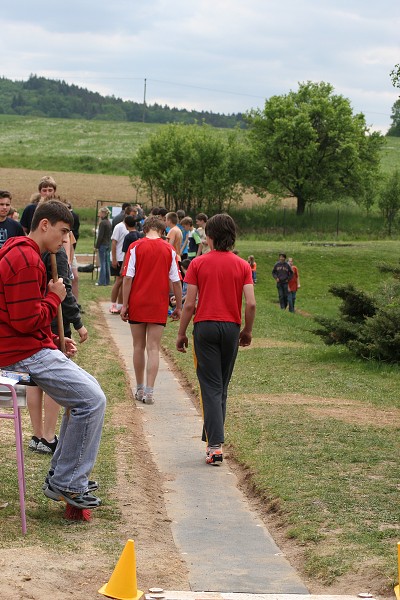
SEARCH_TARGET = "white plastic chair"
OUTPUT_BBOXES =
[0,377,27,534]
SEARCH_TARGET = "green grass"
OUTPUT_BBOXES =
[162,239,400,591]
[0,114,162,175]
[1,217,400,590]
[0,113,399,178]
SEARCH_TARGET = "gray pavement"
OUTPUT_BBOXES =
[101,304,309,594]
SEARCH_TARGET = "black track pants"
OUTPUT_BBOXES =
[193,321,240,446]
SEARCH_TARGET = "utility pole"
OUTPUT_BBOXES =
[142,78,147,123]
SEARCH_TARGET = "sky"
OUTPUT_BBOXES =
[2,0,400,132]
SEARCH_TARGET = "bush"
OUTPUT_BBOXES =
[314,282,400,363]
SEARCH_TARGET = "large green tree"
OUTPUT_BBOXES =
[247,81,384,214]
[131,123,249,214]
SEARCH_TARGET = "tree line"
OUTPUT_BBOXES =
[0,75,246,128]
[133,81,397,220]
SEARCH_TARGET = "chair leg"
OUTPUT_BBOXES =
[13,407,27,535]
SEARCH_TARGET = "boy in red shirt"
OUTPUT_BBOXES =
[176,214,256,464]
[0,200,105,509]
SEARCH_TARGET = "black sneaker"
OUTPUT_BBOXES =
[42,471,99,492]
[44,483,101,508]
[28,436,40,451]
[36,435,58,454]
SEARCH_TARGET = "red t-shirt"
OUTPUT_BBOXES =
[288,265,299,292]
[184,250,253,324]
[124,237,180,323]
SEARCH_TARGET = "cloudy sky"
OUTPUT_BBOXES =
[2,0,400,132]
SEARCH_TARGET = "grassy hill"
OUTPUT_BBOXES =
[0,114,399,177]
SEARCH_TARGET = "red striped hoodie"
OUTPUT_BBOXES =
[0,236,60,367]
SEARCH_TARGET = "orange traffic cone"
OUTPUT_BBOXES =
[394,542,400,600]
[98,539,143,600]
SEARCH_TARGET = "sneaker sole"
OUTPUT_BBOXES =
[43,485,101,508]
[36,444,53,454]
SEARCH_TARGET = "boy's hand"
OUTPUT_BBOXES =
[170,307,181,321]
[239,329,252,347]
[48,277,66,301]
[120,305,129,321]
[76,326,88,343]
[64,338,78,357]
[176,334,188,352]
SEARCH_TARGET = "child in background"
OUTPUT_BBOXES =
[248,255,257,284]
[181,216,201,261]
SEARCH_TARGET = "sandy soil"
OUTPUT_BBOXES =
[0,166,294,210]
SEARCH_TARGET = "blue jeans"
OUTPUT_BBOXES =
[288,290,297,313]
[7,348,106,493]
[98,244,110,285]
[277,282,289,309]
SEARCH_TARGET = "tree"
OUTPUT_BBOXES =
[378,169,400,235]
[390,64,400,89]
[131,124,249,214]
[387,98,400,136]
[247,81,384,214]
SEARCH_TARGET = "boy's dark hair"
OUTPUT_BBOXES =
[142,216,166,235]
[158,207,168,218]
[150,206,160,215]
[124,215,137,228]
[0,190,12,200]
[176,209,185,220]
[180,216,193,227]
[279,253,287,259]
[205,214,236,251]
[31,200,73,231]
[121,202,131,211]
[166,212,178,225]
[181,258,191,269]
[196,212,208,223]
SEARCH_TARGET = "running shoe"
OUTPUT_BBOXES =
[206,445,223,464]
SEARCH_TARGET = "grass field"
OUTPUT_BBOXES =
[1,113,400,594]
[0,239,399,594]
[161,240,400,591]
[0,114,399,176]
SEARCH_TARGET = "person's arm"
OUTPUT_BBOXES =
[194,231,202,256]
[95,220,105,249]
[120,276,133,321]
[111,238,117,267]
[296,268,301,288]
[170,280,182,321]
[239,284,256,347]
[272,263,279,281]
[176,284,197,352]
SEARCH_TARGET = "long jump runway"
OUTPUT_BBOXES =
[102,304,309,594]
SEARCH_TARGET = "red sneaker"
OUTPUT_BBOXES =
[206,445,223,464]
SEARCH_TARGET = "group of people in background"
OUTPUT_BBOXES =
[93,205,256,464]
[272,252,301,312]
[1,185,301,475]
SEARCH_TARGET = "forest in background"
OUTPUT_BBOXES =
[0,75,246,128]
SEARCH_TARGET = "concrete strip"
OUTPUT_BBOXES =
[101,304,309,594]
[147,594,372,600]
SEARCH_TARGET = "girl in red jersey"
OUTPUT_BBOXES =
[121,216,182,405]
[176,214,256,464]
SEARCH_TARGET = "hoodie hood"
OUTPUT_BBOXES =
[0,236,39,261]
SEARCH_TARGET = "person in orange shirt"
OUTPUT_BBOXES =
[287,257,300,313]
[247,255,257,284]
